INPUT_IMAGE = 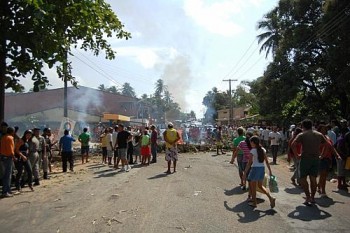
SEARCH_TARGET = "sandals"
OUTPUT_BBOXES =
[248,202,257,208]
[270,198,276,208]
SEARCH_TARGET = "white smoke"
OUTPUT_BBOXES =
[161,55,193,111]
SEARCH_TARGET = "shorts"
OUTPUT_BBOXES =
[81,146,90,155]
[248,167,265,181]
[165,147,178,162]
[102,147,107,157]
[216,141,223,147]
[300,158,319,178]
[107,150,113,158]
[118,148,127,160]
[319,158,331,172]
[237,161,247,173]
[141,146,151,156]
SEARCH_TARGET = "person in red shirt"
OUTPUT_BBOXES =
[318,124,341,197]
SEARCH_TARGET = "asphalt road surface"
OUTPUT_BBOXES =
[0,152,349,233]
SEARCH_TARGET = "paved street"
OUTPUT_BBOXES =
[0,152,349,233]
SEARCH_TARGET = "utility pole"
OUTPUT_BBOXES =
[223,79,237,126]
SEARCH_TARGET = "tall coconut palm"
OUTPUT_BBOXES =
[154,79,164,98]
[121,82,136,97]
[257,8,281,58]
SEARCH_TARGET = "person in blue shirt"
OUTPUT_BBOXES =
[59,130,76,172]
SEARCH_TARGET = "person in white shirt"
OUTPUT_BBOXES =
[262,127,271,152]
[269,127,281,165]
[112,126,119,167]
[106,127,113,165]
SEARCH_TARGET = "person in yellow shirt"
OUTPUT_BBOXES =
[163,123,180,174]
[0,127,15,197]
[100,128,108,164]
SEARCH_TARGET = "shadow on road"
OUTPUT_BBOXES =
[86,164,105,169]
[224,186,244,196]
[331,189,350,198]
[284,187,303,195]
[287,205,331,221]
[148,173,170,180]
[315,197,344,208]
[93,171,120,178]
[224,200,277,223]
[93,168,114,174]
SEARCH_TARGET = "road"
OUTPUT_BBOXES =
[0,151,349,233]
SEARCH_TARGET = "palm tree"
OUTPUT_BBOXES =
[121,82,135,97]
[108,85,120,94]
[98,84,106,92]
[257,8,281,58]
[154,79,164,98]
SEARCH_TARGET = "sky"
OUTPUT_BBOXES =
[22,0,278,118]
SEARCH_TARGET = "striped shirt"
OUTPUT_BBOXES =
[238,141,251,163]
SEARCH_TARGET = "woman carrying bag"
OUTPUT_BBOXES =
[243,136,276,208]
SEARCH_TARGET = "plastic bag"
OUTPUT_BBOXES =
[269,175,279,193]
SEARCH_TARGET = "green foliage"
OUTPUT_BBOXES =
[202,84,258,123]
[121,83,136,97]
[255,0,350,123]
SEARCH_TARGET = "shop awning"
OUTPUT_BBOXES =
[103,113,130,122]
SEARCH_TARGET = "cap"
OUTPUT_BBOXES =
[25,129,33,134]
[168,122,174,128]
[33,127,41,131]
[340,119,347,124]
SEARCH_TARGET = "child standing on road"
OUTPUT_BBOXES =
[243,136,276,208]
[141,130,151,165]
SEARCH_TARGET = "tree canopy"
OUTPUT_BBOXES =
[252,0,350,124]
[0,0,131,122]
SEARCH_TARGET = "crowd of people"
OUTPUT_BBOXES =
[228,118,350,208]
[0,121,182,198]
[1,118,349,208]
[0,122,57,197]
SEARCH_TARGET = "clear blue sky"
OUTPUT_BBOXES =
[22,0,278,118]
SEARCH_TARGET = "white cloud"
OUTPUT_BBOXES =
[113,46,180,69]
[184,0,245,37]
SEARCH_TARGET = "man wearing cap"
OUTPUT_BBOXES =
[33,128,48,180]
[163,122,180,174]
[43,128,56,174]
[28,128,41,185]
[150,125,158,163]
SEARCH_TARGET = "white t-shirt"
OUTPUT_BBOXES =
[106,133,113,150]
[251,147,266,167]
[112,131,118,148]
[269,131,281,145]
[262,129,270,141]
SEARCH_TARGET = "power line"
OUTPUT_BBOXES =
[71,52,123,88]
[223,38,257,80]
